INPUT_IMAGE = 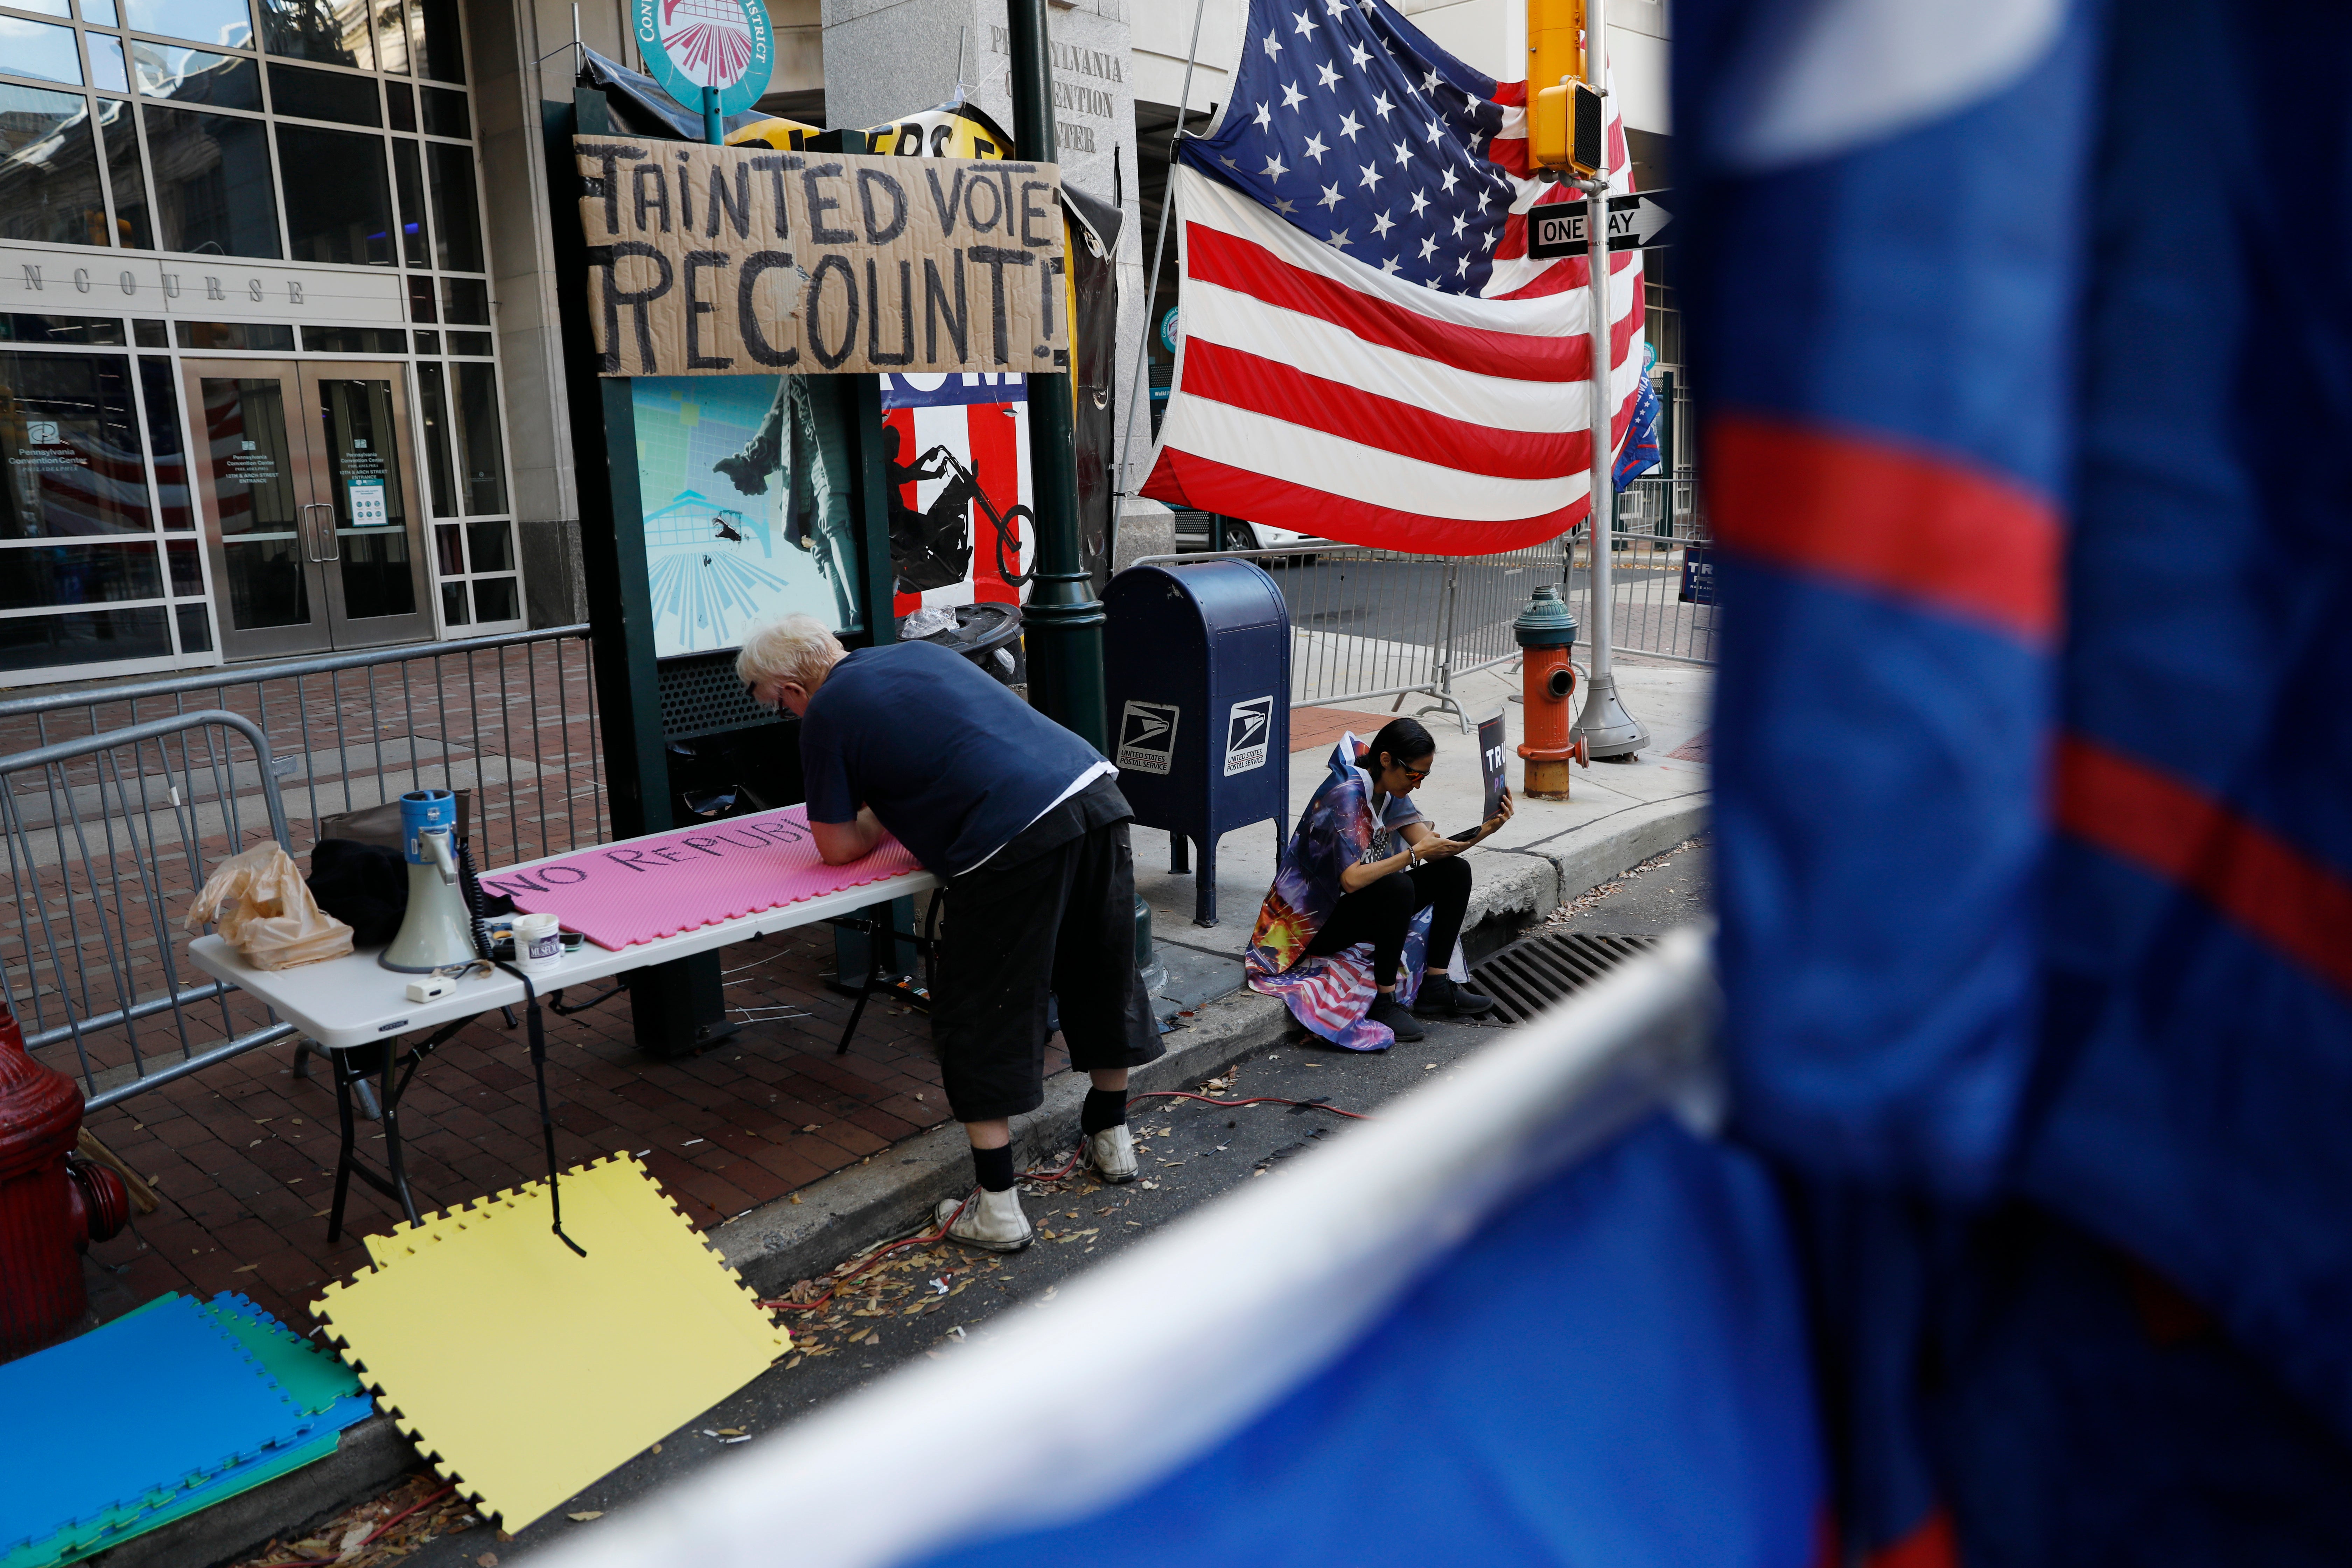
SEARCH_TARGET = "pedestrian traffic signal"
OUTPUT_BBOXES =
[1532,80,1605,177]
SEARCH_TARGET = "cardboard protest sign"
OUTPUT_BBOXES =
[575,139,1069,379]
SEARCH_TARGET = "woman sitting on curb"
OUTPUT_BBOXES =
[1243,718,1512,1048]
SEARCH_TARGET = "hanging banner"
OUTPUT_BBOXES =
[575,140,1068,379]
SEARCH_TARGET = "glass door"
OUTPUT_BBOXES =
[188,360,435,660]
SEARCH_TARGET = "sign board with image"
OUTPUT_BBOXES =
[1224,696,1273,776]
[574,141,1069,379]
[633,0,774,118]
[347,482,388,525]
[1116,700,1178,776]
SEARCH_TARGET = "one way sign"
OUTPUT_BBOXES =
[1527,190,1675,260]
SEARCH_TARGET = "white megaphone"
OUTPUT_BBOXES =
[379,789,479,973]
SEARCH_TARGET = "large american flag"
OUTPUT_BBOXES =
[1139,0,1648,553]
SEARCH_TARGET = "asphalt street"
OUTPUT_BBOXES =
[380,835,1715,1566]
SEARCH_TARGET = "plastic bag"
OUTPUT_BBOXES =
[184,842,355,969]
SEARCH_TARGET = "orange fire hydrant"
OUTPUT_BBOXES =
[1514,584,1590,800]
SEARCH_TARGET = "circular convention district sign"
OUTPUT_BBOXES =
[634,0,774,117]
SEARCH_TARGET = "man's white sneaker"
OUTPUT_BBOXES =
[1086,1124,1139,1183]
[935,1186,1033,1252]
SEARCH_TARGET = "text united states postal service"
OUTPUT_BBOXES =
[575,138,1069,378]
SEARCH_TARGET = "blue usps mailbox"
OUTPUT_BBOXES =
[1104,561,1290,926]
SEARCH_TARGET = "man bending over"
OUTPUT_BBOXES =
[738,613,1161,1251]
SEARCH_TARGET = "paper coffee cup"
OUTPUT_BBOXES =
[513,912,563,975]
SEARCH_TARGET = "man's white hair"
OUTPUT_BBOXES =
[736,613,845,691]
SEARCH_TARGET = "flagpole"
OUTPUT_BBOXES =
[1115,0,1211,507]
[1570,0,1649,758]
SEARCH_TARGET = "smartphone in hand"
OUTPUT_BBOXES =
[1449,824,1484,842]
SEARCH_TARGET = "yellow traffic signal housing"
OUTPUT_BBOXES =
[1531,80,1606,177]
[1527,0,1586,96]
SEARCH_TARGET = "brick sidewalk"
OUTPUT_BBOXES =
[74,923,1036,1333]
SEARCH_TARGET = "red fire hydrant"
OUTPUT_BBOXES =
[1514,584,1590,800]
[0,1000,130,1360]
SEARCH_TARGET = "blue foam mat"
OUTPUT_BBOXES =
[0,1295,322,1554]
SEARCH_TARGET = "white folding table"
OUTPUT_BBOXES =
[189,854,935,1240]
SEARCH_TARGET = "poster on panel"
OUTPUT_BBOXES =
[876,370,1032,621]
[632,374,858,656]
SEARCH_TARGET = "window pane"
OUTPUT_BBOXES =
[89,34,131,93]
[195,374,296,536]
[276,123,387,264]
[418,83,462,136]
[122,0,252,49]
[0,314,125,344]
[465,518,509,572]
[315,376,405,529]
[372,0,405,72]
[133,317,164,345]
[13,0,71,17]
[97,98,152,248]
[132,44,260,107]
[174,599,210,650]
[0,539,162,608]
[175,318,291,349]
[84,0,121,25]
[0,604,169,669]
[446,330,488,355]
[414,358,451,514]
[471,574,515,622]
[438,274,483,322]
[0,86,103,248]
[258,0,372,68]
[268,61,376,124]
[302,323,404,352]
[166,534,200,590]
[451,360,503,515]
[424,138,475,270]
[145,105,279,256]
[389,134,424,263]
[438,578,464,624]
[0,16,83,86]
[431,518,458,572]
[335,528,411,616]
[383,76,411,127]
[412,0,456,81]
[138,353,189,529]
[0,351,150,538]
[404,273,432,319]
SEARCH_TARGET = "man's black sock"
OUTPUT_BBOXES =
[1081,1087,1128,1136]
[972,1144,1015,1192]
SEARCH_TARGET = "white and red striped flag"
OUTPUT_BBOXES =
[1140,0,1646,553]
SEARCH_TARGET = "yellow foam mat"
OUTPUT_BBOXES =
[315,1153,788,1532]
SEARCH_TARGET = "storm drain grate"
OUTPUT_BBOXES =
[1469,932,1661,1023]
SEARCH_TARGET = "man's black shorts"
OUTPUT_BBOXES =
[930,776,1163,1122]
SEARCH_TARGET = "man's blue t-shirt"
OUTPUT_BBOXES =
[800,640,1106,875]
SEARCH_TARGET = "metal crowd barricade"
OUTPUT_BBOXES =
[0,710,302,1110]
[0,626,607,1109]
[1133,544,1576,731]
[1604,475,1718,666]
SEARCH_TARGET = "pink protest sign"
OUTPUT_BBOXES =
[477,805,921,950]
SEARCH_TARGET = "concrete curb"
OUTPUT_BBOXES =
[118,790,1706,1568]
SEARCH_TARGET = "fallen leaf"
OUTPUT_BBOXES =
[256,1117,275,1125]
[566,1511,603,1522]
[801,1124,824,1133]
[651,1442,662,1453]
[715,1427,746,1436]
[784,1356,802,1370]
[789,1194,802,1203]
[233,1263,257,1273]
[477,1555,499,1567]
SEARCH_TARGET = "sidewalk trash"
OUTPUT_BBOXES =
[185,844,354,969]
